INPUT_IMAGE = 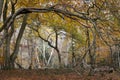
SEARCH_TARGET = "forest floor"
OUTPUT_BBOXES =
[0,69,120,80]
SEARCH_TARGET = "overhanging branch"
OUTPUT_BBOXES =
[0,5,89,33]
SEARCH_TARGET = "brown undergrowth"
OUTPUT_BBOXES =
[0,69,120,80]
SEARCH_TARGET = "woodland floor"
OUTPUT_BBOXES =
[0,69,120,80]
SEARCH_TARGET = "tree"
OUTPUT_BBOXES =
[0,0,119,71]
[0,0,4,18]
[10,14,28,68]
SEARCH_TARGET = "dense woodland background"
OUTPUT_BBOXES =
[0,0,120,77]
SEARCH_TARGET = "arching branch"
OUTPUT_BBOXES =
[0,5,89,33]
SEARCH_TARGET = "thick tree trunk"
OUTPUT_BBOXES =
[10,14,28,69]
[2,0,16,70]
[4,30,11,69]
[0,0,4,18]
[3,0,11,70]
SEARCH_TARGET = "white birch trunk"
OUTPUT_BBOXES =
[47,48,54,66]
[42,41,47,65]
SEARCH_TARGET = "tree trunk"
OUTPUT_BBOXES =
[71,34,76,67]
[86,28,95,75]
[10,14,28,69]
[1,0,17,70]
[0,0,4,18]
[55,29,61,68]
[47,48,54,66]
[42,40,47,66]
[2,0,11,70]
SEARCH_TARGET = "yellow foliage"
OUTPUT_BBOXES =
[27,19,33,24]
[1,0,120,64]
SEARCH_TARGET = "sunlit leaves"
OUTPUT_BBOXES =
[2,0,120,65]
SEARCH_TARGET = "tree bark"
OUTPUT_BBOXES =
[2,0,17,70]
[71,34,76,67]
[54,29,62,68]
[3,0,10,70]
[10,14,28,68]
[0,0,4,18]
